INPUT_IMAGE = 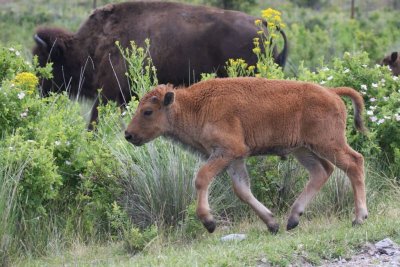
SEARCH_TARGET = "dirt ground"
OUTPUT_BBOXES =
[320,238,400,267]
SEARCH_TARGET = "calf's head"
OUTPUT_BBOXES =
[125,85,175,146]
[382,51,400,76]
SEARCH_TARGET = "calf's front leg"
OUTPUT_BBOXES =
[227,159,279,234]
[195,154,232,233]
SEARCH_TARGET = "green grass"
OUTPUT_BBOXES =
[16,200,400,267]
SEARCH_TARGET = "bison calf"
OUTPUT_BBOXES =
[125,77,368,233]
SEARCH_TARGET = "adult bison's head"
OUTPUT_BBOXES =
[32,27,79,96]
[382,51,400,76]
[125,85,175,146]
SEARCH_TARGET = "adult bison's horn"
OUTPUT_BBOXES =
[34,34,48,49]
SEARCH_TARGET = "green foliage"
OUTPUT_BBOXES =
[124,225,158,254]
[116,39,158,99]
[179,202,205,238]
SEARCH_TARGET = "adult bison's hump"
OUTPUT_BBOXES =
[76,1,259,79]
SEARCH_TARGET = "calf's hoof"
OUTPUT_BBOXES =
[286,216,299,231]
[352,214,368,227]
[267,222,280,234]
[203,219,216,233]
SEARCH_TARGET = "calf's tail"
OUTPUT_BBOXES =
[332,87,367,133]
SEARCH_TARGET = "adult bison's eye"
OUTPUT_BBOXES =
[143,110,153,116]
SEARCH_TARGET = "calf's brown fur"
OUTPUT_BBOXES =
[125,77,368,233]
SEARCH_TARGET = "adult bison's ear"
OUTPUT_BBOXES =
[163,92,175,106]
[391,52,398,64]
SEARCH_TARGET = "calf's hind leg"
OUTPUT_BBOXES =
[318,144,368,226]
[227,159,279,234]
[287,148,334,230]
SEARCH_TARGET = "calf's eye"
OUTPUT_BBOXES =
[144,110,153,116]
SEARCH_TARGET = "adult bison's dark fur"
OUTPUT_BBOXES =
[381,51,400,76]
[32,1,288,127]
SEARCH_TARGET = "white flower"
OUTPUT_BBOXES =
[65,160,72,165]
[393,76,399,81]
[371,83,378,88]
[361,84,367,90]
[17,92,25,99]
[370,106,377,110]
[15,51,20,56]
[321,67,329,71]
[370,97,376,102]
[54,140,61,146]
[11,83,15,87]
[66,141,71,146]
[383,97,389,101]
[121,111,127,117]
[384,115,391,119]
[375,64,381,68]
[343,68,350,73]
[320,80,326,85]
[396,114,400,121]
[367,110,374,115]
[327,76,333,81]
[370,116,378,122]
[362,64,368,68]
[27,140,35,143]
[9,146,14,151]
[377,118,385,125]
[361,91,366,95]
[381,78,386,83]
[9,47,15,52]
[20,111,28,118]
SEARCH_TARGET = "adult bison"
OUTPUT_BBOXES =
[32,1,288,127]
[381,51,400,76]
[124,77,368,234]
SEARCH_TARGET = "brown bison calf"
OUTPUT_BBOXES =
[125,77,368,233]
[382,51,400,76]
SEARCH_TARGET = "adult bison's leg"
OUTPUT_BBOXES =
[195,155,232,233]
[287,148,334,230]
[227,159,279,234]
[318,144,368,226]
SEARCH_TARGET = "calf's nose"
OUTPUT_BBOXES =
[125,131,133,141]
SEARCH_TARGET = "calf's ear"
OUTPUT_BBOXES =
[391,52,398,64]
[164,92,174,106]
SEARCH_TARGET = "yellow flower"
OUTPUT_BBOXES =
[248,66,255,72]
[262,8,281,20]
[257,30,264,35]
[252,47,261,54]
[254,19,262,26]
[13,72,39,95]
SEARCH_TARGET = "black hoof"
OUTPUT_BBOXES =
[352,220,363,227]
[203,220,216,233]
[286,217,299,231]
[268,223,280,234]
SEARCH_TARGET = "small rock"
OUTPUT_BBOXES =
[375,238,399,256]
[220,233,246,242]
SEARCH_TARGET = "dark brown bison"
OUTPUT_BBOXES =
[32,1,288,127]
[125,77,367,233]
[382,51,400,76]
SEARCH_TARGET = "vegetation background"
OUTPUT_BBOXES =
[0,0,400,266]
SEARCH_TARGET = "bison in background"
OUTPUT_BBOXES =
[32,1,288,127]
[125,77,368,233]
[381,51,400,76]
